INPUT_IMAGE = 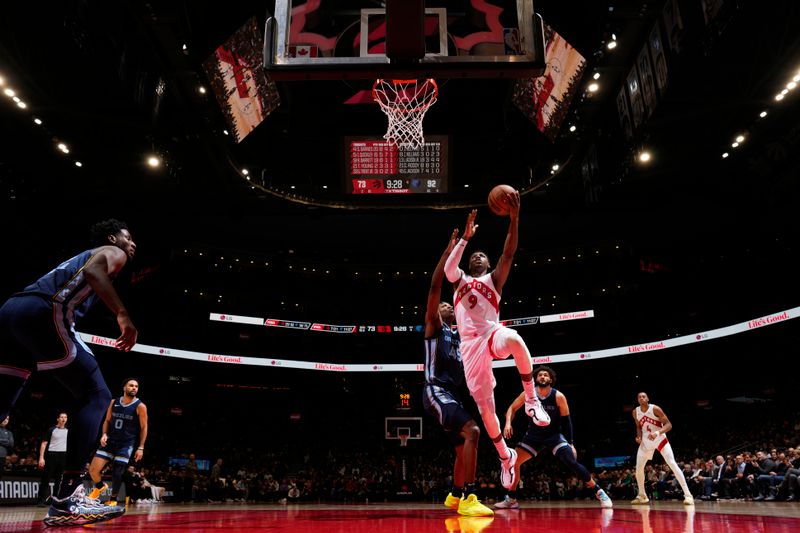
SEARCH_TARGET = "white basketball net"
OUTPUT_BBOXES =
[373,79,438,149]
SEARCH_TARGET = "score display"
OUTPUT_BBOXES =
[345,135,448,194]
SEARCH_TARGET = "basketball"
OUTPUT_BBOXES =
[488,184,517,216]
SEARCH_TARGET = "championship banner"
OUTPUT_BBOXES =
[202,17,280,143]
[637,45,657,118]
[512,23,586,141]
[616,86,633,140]
[626,66,644,129]
[662,0,685,53]
[648,24,668,94]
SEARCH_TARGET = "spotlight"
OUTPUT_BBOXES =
[147,155,161,167]
[722,152,729,159]
[592,72,600,80]
[551,163,560,171]
[16,101,27,109]
[3,88,14,97]
[735,135,745,143]
[775,93,785,101]
[607,40,617,50]
[588,82,599,93]
[74,161,83,167]
[788,81,797,90]
[57,143,69,154]
[33,117,42,125]
[759,111,767,118]
[638,151,651,163]
[569,125,577,132]
[198,86,207,94]
[242,168,249,176]
[731,142,739,148]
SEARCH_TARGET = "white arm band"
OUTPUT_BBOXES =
[444,239,468,283]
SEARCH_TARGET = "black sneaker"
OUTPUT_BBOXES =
[42,484,125,527]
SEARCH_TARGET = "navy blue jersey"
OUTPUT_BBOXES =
[527,388,561,439]
[19,249,107,322]
[109,397,141,443]
[424,324,463,389]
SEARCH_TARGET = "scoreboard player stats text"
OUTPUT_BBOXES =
[345,135,449,194]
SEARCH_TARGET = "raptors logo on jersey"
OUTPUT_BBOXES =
[453,273,501,338]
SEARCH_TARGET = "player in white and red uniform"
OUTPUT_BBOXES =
[632,392,694,505]
[444,196,550,491]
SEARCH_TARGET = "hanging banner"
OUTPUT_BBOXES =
[649,24,669,94]
[202,17,281,143]
[662,0,685,53]
[637,45,658,118]
[512,23,586,141]
[626,66,644,129]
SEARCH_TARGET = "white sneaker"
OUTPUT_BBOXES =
[500,449,518,490]
[596,488,613,508]
[493,495,520,509]
[525,396,550,426]
[630,494,650,504]
[684,495,695,506]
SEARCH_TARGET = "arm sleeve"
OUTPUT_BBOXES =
[560,414,574,444]
[444,239,467,283]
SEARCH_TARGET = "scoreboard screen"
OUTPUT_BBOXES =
[345,135,449,194]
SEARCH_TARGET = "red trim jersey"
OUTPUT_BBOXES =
[453,273,501,338]
[636,404,669,451]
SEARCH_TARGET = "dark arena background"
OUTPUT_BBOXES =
[1,1,799,531]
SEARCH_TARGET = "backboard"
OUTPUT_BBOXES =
[385,416,423,440]
[264,0,545,80]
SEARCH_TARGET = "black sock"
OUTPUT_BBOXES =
[451,486,463,498]
[95,481,105,489]
[464,482,477,496]
[508,489,518,499]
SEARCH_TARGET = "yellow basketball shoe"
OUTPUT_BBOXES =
[457,494,494,517]
[457,516,495,533]
[444,492,461,510]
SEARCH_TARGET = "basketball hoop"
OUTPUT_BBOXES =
[373,78,438,149]
[399,434,409,447]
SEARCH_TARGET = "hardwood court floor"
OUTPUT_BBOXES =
[2,500,800,532]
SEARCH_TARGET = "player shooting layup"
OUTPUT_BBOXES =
[444,195,550,490]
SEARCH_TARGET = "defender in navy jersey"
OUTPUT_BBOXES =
[494,366,612,509]
[0,219,135,526]
[423,229,492,518]
[89,378,148,504]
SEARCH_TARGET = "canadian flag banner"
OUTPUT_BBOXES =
[289,45,318,58]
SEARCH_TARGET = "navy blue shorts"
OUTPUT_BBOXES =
[518,429,570,457]
[0,295,109,398]
[95,439,136,464]
[423,385,473,446]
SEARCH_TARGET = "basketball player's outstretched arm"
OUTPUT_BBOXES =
[649,406,673,440]
[444,210,478,283]
[83,246,138,351]
[491,191,520,293]
[425,229,459,337]
[503,392,526,439]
